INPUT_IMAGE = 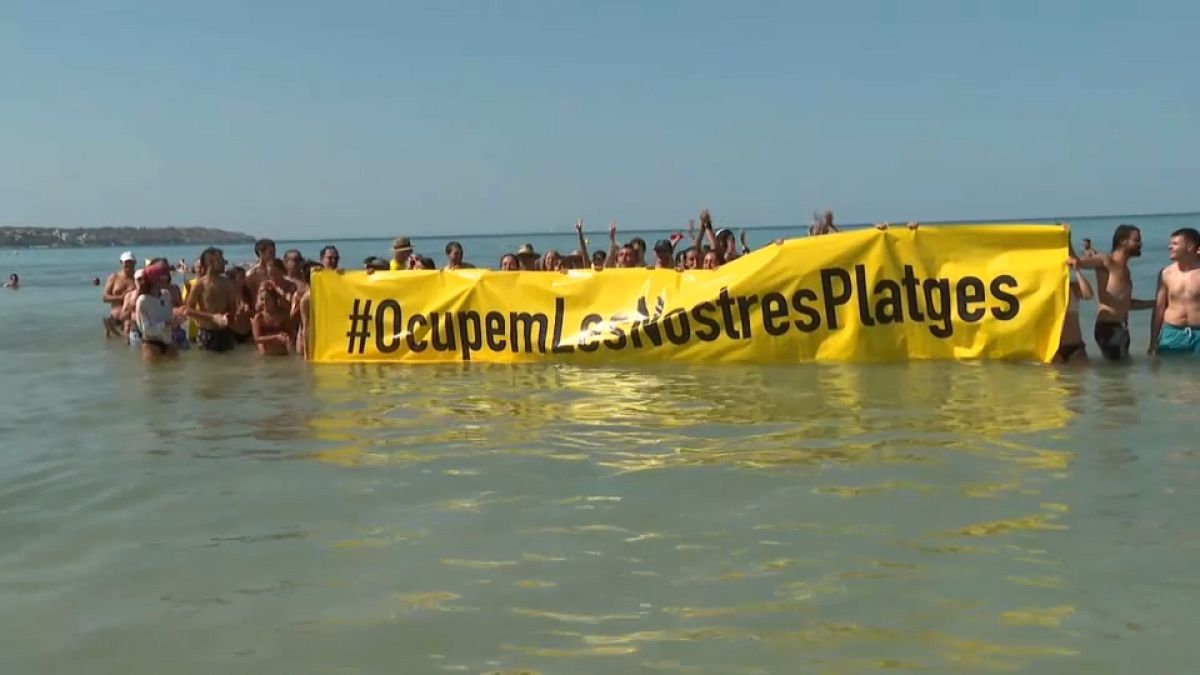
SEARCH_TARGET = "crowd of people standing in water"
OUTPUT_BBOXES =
[17,208,1195,363]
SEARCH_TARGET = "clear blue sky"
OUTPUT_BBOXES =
[2,1,1196,238]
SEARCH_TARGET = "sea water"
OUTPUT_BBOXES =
[1,216,1198,674]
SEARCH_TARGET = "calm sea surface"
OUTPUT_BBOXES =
[1,216,1198,674]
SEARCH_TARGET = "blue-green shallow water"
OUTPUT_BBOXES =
[1,216,1198,674]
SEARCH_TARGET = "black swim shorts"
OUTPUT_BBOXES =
[198,328,237,353]
[1094,321,1130,361]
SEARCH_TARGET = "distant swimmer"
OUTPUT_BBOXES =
[102,251,137,338]
[91,277,100,286]
[185,248,239,352]
[1149,228,1200,356]
[1081,238,1097,258]
[1056,225,1094,364]
[4,273,17,289]
[1074,224,1155,361]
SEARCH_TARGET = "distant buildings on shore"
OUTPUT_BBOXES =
[0,226,255,249]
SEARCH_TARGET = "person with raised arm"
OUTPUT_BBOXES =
[605,220,638,268]
[1149,228,1200,356]
[1073,224,1155,361]
[574,219,590,268]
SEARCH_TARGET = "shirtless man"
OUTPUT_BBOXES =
[185,247,240,352]
[1081,238,1097,258]
[1074,224,1155,360]
[245,238,277,298]
[1149,228,1200,356]
[102,251,138,337]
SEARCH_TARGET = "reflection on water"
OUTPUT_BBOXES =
[3,352,1199,674]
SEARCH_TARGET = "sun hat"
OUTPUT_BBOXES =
[515,243,539,258]
[392,237,413,252]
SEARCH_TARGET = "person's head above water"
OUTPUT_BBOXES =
[1168,228,1200,262]
[5,273,18,289]
[1112,224,1142,257]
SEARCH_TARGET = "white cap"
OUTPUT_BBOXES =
[119,251,136,262]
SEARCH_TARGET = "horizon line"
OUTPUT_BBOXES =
[295,209,1199,243]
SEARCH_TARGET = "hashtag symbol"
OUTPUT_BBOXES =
[346,298,373,354]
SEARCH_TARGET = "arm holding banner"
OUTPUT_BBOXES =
[1148,269,1167,355]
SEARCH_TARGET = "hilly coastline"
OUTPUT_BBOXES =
[0,226,255,249]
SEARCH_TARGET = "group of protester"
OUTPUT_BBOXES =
[86,210,1200,362]
[1058,224,1200,363]
[364,209,780,273]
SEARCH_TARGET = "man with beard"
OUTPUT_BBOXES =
[1074,224,1156,361]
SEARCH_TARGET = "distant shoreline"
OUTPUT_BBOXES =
[0,226,255,250]
[3,210,1194,248]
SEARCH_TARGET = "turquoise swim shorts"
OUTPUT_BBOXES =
[1157,324,1200,356]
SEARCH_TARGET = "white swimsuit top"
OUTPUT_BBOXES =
[136,292,175,341]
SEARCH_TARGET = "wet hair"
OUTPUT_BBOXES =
[445,240,463,255]
[254,239,276,256]
[8,274,17,282]
[1171,228,1200,249]
[1111,224,1140,251]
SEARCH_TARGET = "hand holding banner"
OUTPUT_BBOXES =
[310,225,1068,364]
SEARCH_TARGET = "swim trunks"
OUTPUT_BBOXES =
[232,331,252,345]
[1055,343,1086,363]
[198,328,237,353]
[1157,324,1200,356]
[1094,321,1130,361]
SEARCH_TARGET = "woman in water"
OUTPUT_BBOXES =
[1056,226,1094,364]
[252,281,295,356]
[133,265,179,361]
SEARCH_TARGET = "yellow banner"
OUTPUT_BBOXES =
[310,225,1068,364]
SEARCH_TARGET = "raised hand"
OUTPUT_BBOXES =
[608,220,618,239]
[575,218,584,234]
